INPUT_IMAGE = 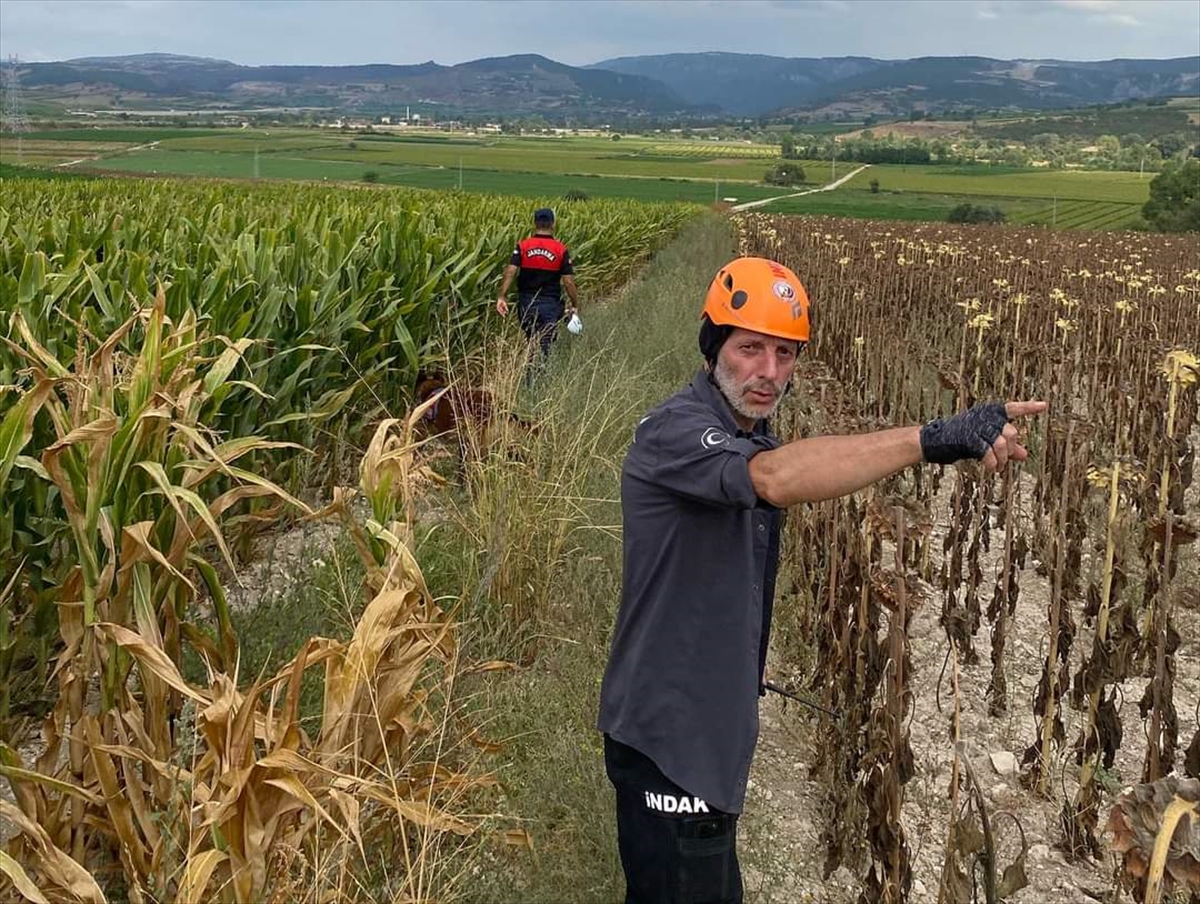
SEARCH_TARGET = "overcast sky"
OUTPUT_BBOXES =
[2,0,1198,67]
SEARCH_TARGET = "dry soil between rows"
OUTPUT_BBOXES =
[742,435,1200,904]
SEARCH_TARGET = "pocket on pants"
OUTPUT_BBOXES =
[676,814,738,903]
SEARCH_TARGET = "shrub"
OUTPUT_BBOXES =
[947,202,1007,224]
[764,163,806,187]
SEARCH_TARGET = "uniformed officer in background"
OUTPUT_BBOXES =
[496,207,580,360]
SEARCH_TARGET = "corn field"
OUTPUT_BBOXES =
[737,215,1200,903]
[0,176,696,902]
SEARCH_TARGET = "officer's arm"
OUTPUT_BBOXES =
[563,274,579,308]
[496,264,518,299]
[748,427,923,507]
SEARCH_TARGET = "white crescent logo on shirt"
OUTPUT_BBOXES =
[632,414,653,444]
[701,427,730,449]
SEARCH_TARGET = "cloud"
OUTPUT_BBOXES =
[1050,0,1119,10]
[763,0,849,10]
[1107,12,1141,26]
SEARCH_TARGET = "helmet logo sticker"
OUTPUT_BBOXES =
[772,280,795,301]
[701,427,730,449]
[731,290,748,309]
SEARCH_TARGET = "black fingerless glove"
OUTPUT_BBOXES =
[920,402,1009,465]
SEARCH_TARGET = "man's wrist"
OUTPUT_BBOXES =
[920,402,1008,465]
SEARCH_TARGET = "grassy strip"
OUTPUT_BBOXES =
[246,213,782,901]
[21,127,230,142]
[0,161,89,180]
[764,187,1146,231]
[445,213,745,902]
[843,163,1152,203]
[762,189,1049,224]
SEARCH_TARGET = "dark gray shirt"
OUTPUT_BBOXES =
[598,369,783,814]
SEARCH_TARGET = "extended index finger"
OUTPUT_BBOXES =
[1005,400,1048,419]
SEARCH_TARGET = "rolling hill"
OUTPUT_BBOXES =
[15,53,694,120]
[592,53,1200,118]
[11,52,1199,122]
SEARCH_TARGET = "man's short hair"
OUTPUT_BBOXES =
[534,207,555,225]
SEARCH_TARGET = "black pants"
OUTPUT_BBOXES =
[604,735,743,904]
[516,296,564,360]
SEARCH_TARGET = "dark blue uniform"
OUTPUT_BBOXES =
[511,235,574,358]
[598,369,784,903]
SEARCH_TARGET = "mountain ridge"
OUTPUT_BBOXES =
[16,52,692,121]
[12,51,1199,121]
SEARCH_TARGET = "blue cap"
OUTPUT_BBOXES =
[534,207,555,224]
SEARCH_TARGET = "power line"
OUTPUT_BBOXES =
[3,54,31,160]
[4,55,31,133]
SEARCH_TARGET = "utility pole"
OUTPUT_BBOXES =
[832,140,837,182]
[1052,196,1057,229]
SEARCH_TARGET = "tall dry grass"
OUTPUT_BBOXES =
[0,291,497,904]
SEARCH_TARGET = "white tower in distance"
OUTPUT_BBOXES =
[3,55,32,159]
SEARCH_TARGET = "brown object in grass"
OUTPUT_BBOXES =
[413,371,538,455]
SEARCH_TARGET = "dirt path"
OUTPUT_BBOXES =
[732,165,871,213]
[56,140,160,168]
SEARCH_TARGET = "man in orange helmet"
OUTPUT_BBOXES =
[597,256,1046,903]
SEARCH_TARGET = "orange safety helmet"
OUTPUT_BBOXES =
[701,256,811,344]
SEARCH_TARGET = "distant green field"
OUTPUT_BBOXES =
[7,125,1160,231]
[645,142,781,158]
[764,186,1143,230]
[764,190,1042,223]
[283,139,779,180]
[81,128,787,180]
[0,162,87,181]
[87,148,397,181]
[852,164,1153,203]
[1016,198,1144,230]
[158,133,364,153]
[23,127,230,142]
[85,149,795,204]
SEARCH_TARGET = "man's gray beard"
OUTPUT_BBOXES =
[713,358,782,423]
